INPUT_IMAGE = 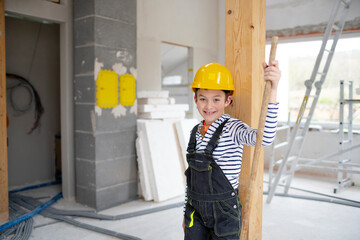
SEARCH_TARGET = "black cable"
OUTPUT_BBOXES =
[8,83,33,113]
[6,73,44,134]
[27,23,42,80]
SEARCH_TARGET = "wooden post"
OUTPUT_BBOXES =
[225,0,266,239]
[0,0,8,222]
[240,37,278,240]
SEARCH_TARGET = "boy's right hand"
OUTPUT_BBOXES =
[262,60,281,90]
[262,60,281,104]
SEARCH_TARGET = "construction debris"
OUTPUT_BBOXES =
[137,90,189,119]
[137,120,185,202]
[136,91,198,202]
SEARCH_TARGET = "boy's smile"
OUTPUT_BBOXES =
[194,89,232,126]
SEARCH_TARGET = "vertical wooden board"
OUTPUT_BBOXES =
[174,119,199,171]
[225,0,265,239]
[0,0,8,222]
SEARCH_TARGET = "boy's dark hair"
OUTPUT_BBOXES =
[194,88,231,100]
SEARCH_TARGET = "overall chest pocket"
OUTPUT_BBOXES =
[188,160,214,193]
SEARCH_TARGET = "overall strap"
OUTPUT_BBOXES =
[204,119,229,155]
[187,124,200,153]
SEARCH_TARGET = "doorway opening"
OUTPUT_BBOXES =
[161,42,194,118]
[5,15,61,191]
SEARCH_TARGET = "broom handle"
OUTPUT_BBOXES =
[240,36,278,240]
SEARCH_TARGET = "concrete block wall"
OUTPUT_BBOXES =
[74,0,137,209]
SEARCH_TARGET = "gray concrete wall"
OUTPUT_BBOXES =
[5,17,60,188]
[74,0,137,209]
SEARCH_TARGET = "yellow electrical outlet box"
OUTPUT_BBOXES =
[119,73,136,106]
[96,70,119,108]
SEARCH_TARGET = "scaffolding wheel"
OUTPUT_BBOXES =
[333,188,337,194]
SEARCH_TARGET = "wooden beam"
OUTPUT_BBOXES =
[0,0,9,222]
[225,0,265,239]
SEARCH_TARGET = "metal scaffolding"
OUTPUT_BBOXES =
[267,0,356,203]
[267,80,360,201]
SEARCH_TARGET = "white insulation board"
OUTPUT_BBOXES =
[137,91,169,98]
[138,111,185,119]
[137,120,185,202]
[138,104,189,113]
[138,97,175,105]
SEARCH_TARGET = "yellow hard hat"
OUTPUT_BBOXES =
[191,63,235,96]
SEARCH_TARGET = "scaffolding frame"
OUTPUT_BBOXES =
[268,80,360,197]
[267,0,354,203]
[335,80,360,192]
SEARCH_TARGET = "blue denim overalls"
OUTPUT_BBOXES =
[184,119,242,240]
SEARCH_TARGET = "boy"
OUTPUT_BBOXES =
[183,62,281,239]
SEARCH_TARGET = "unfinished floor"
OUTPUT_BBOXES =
[3,173,360,240]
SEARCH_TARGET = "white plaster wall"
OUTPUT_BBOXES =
[165,61,188,84]
[303,132,360,185]
[137,0,219,92]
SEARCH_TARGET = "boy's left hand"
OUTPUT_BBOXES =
[262,60,281,90]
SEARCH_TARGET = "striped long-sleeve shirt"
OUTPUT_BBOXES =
[192,103,278,189]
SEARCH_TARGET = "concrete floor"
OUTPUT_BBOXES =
[3,174,360,240]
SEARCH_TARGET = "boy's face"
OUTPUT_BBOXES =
[194,89,232,126]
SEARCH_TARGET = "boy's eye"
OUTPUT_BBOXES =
[199,98,206,101]
[214,98,221,102]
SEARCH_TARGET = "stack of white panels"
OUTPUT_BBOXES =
[136,118,199,202]
[137,120,185,202]
[138,91,189,119]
